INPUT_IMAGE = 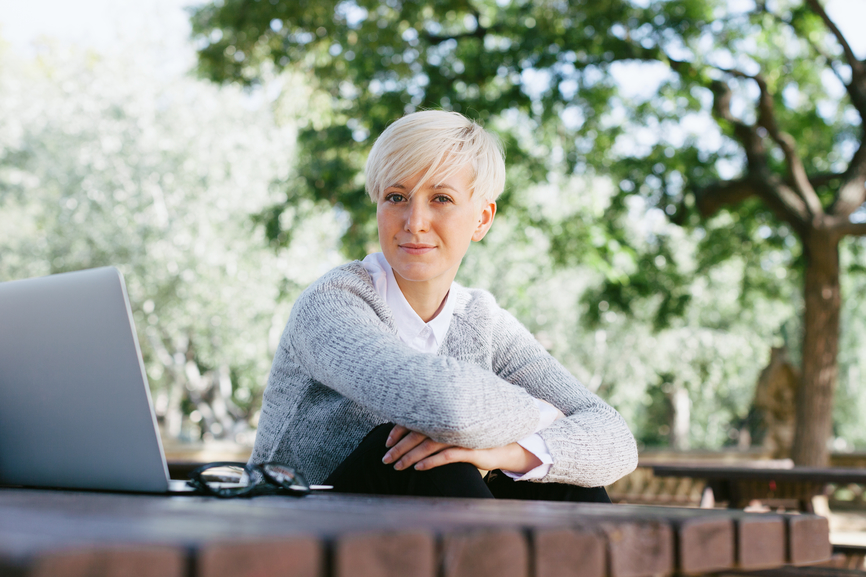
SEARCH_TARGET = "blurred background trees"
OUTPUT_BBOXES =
[1,0,864,460]
[188,0,866,465]
[0,42,345,445]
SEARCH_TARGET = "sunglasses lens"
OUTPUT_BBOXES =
[200,464,249,484]
[196,464,251,495]
[263,463,309,492]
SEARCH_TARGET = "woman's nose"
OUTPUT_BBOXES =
[404,198,430,233]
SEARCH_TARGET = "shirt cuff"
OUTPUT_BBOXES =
[501,398,558,481]
[502,433,553,481]
[533,398,561,431]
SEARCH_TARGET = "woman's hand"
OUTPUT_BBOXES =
[383,424,542,474]
[383,425,452,470]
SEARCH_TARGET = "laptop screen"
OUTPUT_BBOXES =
[0,267,170,493]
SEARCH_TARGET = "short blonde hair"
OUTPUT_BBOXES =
[365,110,506,203]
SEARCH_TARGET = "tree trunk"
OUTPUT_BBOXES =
[791,230,841,466]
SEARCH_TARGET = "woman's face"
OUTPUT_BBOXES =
[376,163,496,294]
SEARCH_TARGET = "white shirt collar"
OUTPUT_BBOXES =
[361,252,455,353]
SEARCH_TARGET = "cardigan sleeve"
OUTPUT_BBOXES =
[489,300,638,487]
[284,272,540,449]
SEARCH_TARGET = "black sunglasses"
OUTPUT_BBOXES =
[187,461,311,498]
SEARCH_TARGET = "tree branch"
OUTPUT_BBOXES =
[709,76,810,225]
[829,139,866,217]
[710,78,767,168]
[695,174,809,235]
[805,172,846,188]
[805,0,866,121]
[805,0,864,76]
[424,16,491,46]
[767,179,816,231]
[694,177,759,218]
[750,73,824,217]
[715,68,823,218]
[760,3,866,224]
[761,1,866,204]
[831,219,866,237]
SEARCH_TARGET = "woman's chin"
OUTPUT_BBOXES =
[394,270,434,283]
[392,263,447,285]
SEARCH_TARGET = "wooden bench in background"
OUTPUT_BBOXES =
[650,464,866,513]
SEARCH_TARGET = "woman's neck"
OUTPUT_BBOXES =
[392,273,452,323]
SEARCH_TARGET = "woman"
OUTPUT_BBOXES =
[250,110,638,501]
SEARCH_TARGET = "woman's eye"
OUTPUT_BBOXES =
[434,195,453,204]
[385,193,405,203]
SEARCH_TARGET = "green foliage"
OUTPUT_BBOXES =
[187,0,858,314]
[189,0,718,254]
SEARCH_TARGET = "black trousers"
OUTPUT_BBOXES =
[324,423,610,503]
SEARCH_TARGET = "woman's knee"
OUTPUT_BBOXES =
[407,461,493,498]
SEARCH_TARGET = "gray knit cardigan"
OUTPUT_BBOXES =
[250,261,638,486]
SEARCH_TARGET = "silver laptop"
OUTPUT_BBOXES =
[0,267,189,493]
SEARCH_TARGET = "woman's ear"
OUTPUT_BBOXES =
[472,201,497,242]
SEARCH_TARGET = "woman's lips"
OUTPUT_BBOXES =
[399,243,435,255]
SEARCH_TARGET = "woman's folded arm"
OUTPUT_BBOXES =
[284,275,540,448]
[489,303,638,486]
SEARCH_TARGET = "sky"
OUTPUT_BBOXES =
[0,0,192,52]
[0,0,196,77]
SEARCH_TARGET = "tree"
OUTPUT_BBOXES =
[188,0,865,465]
[687,2,865,467]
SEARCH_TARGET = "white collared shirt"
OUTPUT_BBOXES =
[362,252,455,352]
[361,252,553,480]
